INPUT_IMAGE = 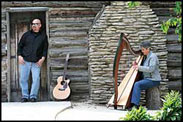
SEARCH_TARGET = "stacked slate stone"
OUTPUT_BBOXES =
[88,1,168,105]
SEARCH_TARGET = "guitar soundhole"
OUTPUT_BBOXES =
[59,80,67,91]
[61,81,66,85]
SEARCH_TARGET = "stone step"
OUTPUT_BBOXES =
[166,81,182,91]
[151,8,176,16]
[168,69,181,78]
[167,44,182,53]
[148,2,175,8]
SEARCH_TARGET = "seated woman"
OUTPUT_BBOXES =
[130,41,161,110]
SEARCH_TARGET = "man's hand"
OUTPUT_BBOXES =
[36,57,45,67]
[18,56,25,64]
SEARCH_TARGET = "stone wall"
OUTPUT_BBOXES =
[88,1,168,105]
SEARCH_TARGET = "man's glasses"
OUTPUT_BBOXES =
[31,23,40,26]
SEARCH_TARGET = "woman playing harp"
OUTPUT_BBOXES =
[129,41,161,110]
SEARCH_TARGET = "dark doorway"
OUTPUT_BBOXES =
[7,8,49,102]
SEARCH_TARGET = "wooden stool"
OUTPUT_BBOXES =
[146,86,161,110]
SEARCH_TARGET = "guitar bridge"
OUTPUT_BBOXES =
[59,88,65,91]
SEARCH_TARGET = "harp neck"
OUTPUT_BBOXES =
[112,33,142,109]
[120,33,142,56]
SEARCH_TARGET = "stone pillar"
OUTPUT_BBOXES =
[88,1,168,104]
[146,86,161,110]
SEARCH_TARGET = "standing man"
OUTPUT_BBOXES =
[17,18,48,102]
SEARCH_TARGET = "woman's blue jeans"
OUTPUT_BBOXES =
[19,61,41,99]
[131,78,160,105]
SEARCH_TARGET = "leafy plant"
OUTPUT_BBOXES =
[120,106,154,121]
[120,90,182,121]
[155,90,182,121]
[128,1,141,8]
[161,2,182,42]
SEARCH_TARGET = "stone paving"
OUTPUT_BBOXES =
[1,101,71,120]
[1,101,160,120]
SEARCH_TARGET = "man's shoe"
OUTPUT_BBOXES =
[30,98,37,102]
[21,98,28,102]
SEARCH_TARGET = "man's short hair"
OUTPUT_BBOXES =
[31,18,42,24]
[140,41,151,48]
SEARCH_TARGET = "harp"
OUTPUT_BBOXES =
[107,33,143,109]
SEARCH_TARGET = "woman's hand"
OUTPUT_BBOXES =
[133,61,138,71]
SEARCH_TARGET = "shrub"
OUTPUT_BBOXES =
[120,90,182,121]
[119,106,154,121]
[155,90,182,121]
[161,1,182,42]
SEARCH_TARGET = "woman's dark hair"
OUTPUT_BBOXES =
[140,41,151,49]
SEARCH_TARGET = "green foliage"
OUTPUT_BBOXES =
[155,90,182,121]
[120,106,153,121]
[120,90,182,121]
[128,1,141,8]
[174,1,182,15]
[161,2,182,42]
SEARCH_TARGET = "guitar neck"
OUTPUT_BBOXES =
[63,53,70,80]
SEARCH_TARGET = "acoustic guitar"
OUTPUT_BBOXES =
[53,53,71,100]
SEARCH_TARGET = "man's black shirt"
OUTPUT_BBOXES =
[17,30,48,62]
